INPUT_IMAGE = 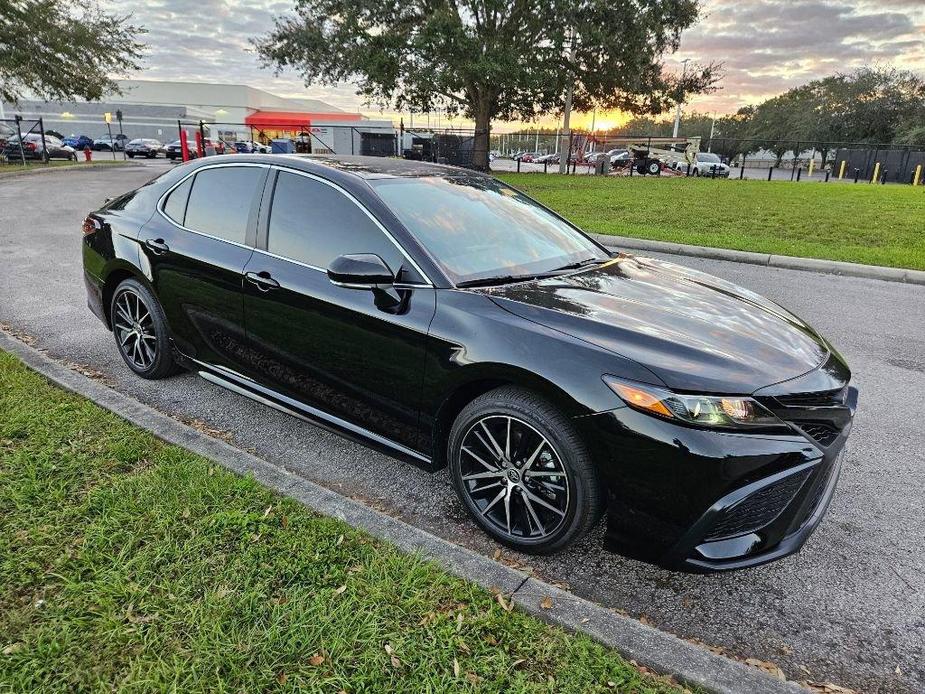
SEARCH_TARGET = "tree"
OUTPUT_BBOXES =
[0,0,145,104]
[254,0,719,170]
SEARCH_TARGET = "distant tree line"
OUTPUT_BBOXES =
[607,67,925,165]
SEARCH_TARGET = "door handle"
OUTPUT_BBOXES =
[245,270,280,291]
[144,238,169,254]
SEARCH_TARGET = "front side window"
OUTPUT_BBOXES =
[184,167,263,244]
[370,176,606,285]
[267,171,404,274]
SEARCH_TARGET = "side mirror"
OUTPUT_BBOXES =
[327,253,394,289]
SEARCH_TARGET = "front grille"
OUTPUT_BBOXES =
[704,468,811,541]
[799,421,840,447]
[774,387,846,408]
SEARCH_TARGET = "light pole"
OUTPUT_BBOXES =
[559,26,576,174]
[707,111,716,152]
[672,58,691,138]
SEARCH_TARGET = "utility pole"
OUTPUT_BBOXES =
[559,27,577,174]
[672,58,691,138]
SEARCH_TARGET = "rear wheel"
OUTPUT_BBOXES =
[449,387,605,554]
[646,160,661,175]
[110,278,180,379]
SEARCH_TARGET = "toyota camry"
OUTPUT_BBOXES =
[82,155,857,572]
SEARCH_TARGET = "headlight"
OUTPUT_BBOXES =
[603,376,781,430]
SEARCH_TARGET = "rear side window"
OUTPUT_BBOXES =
[184,167,263,244]
[162,177,192,224]
[267,171,403,272]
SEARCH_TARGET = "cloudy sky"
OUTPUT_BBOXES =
[103,0,925,129]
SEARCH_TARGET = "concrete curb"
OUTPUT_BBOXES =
[591,233,925,286]
[0,330,803,694]
[0,161,142,181]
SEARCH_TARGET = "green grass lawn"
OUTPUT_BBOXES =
[0,351,687,694]
[496,173,925,271]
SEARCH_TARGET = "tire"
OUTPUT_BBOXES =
[110,278,181,379]
[127,153,134,158]
[694,168,701,177]
[647,160,661,175]
[448,386,606,554]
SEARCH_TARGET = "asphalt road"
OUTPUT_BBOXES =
[2,164,923,694]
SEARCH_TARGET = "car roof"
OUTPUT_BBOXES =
[201,154,487,182]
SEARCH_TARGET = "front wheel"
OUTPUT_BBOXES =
[110,278,181,379]
[448,387,605,554]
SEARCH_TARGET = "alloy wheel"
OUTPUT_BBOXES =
[113,289,157,370]
[458,415,570,541]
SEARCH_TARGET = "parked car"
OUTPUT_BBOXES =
[62,135,95,151]
[165,140,198,160]
[3,133,77,161]
[93,134,129,151]
[514,151,538,162]
[234,140,269,154]
[82,155,856,572]
[0,123,13,150]
[534,153,559,164]
[125,138,166,159]
[691,152,730,177]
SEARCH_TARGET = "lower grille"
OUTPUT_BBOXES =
[799,421,840,447]
[704,469,811,541]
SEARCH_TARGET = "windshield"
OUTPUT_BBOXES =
[698,153,721,163]
[370,176,607,285]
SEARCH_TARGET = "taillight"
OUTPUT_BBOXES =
[82,216,101,236]
[24,142,36,151]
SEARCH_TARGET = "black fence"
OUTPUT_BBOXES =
[0,116,48,165]
[494,130,925,184]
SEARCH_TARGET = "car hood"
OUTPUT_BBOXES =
[483,255,831,393]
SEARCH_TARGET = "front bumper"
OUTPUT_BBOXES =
[575,381,857,573]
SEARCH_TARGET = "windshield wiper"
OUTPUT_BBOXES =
[456,257,611,288]
[549,256,609,273]
[456,274,538,288]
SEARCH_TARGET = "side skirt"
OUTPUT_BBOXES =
[194,364,434,472]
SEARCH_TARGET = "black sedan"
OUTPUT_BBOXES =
[125,138,165,159]
[3,133,77,161]
[165,140,198,160]
[81,155,857,572]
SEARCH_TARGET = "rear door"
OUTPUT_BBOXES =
[240,167,436,452]
[139,163,268,372]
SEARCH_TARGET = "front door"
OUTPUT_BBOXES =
[241,168,435,452]
[139,164,267,372]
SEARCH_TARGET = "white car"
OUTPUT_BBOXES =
[691,152,730,177]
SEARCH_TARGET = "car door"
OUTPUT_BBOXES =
[139,163,268,372]
[240,167,436,452]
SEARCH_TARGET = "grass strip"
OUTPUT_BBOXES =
[0,351,687,693]
[496,173,925,271]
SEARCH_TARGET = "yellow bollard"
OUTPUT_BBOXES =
[808,159,815,177]
[915,164,923,187]
[838,160,846,179]
[871,161,880,184]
